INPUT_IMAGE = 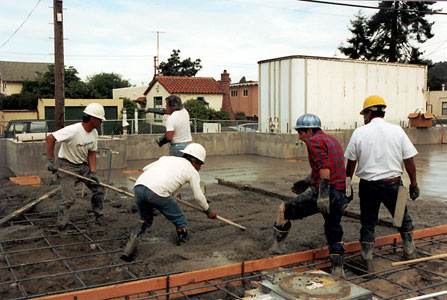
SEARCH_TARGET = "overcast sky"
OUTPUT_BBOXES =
[1,0,446,86]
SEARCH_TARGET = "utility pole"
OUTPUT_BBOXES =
[53,0,65,129]
[153,31,165,76]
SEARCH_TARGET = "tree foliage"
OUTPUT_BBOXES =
[122,97,138,119]
[87,72,130,99]
[159,49,202,76]
[339,1,438,63]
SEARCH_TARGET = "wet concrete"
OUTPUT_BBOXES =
[105,144,447,202]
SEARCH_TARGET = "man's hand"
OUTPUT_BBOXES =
[156,135,169,147]
[88,171,100,184]
[47,158,58,173]
[409,184,420,200]
[317,178,330,215]
[205,208,217,219]
[346,176,353,203]
[291,174,311,195]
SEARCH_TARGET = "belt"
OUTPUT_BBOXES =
[377,177,401,183]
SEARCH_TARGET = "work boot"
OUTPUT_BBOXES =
[401,232,417,260]
[176,228,188,244]
[57,208,70,231]
[360,242,375,273]
[329,254,346,279]
[120,221,147,262]
[273,221,291,243]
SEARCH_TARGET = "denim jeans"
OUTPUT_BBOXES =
[169,142,189,157]
[284,186,347,255]
[359,179,413,243]
[134,184,187,228]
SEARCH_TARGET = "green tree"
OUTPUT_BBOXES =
[87,72,130,99]
[159,49,202,76]
[0,92,38,110]
[234,112,246,120]
[184,99,209,120]
[339,1,438,63]
[122,97,138,119]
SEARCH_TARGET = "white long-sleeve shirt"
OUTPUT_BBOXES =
[135,156,209,211]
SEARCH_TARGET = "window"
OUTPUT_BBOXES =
[243,89,248,97]
[197,97,204,101]
[154,96,163,106]
[231,90,238,97]
[30,121,47,133]
[442,102,447,115]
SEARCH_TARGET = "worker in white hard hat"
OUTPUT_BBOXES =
[156,95,192,156]
[344,95,419,273]
[121,143,217,262]
[46,103,106,231]
[272,113,349,278]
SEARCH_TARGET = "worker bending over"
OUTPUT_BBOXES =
[273,114,348,278]
[156,95,192,156]
[46,103,106,230]
[345,95,419,273]
[121,143,217,261]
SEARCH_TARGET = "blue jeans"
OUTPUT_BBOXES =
[170,142,189,157]
[134,185,187,228]
[284,186,347,255]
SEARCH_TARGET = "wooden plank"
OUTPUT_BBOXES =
[0,187,60,226]
[9,175,41,186]
[392,253,447,267]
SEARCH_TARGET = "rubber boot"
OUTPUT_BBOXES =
[176,228,188,244]
[57,207,70,231]
[401,232,417,260]
[360,242,375,273]
[273,221,291,243]
[329,254,345,279]
[121,221,147,261]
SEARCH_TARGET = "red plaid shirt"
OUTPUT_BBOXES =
[306,131,346,190]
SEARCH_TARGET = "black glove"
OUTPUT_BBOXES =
[88,171,100,184]
[317,178,330,215]
[47,158,58,173]
[156,134,169,147]
[291,174,312,195]
[409,184,420,200]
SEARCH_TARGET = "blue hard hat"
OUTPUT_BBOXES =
[293,114,321,130]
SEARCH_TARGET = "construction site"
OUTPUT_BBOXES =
[0,130,446,300]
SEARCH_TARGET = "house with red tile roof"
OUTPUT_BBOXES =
[142,70,233,121]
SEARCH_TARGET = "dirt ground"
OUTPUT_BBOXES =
[1,163,447,299]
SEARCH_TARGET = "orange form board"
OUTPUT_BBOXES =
[32,225,447,300]
[9,176,41,186]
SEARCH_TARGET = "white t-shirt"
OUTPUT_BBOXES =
[135,156,209,211]
[344,118,418,181]
[166,108,192,144]
[52,122,98,164]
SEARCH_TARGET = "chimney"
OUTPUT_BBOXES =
[219,70,234,118]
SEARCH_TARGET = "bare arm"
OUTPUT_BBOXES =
[88,151,97,172]
[319,168,330,180]
[403,157,417,186]
[46,134,56,158]
[165,131,174,141]
[346,159,357,178]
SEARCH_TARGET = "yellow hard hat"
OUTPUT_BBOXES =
[360,95,387,115]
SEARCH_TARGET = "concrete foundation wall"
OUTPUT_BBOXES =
[2,126,446,178]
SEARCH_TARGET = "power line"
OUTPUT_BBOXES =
[298,0,447,15]
[0,0,42,49]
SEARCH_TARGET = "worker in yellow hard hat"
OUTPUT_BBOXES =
[344,95,419,273]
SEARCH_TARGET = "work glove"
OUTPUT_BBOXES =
[291,173,312,195]
[205,208,217,219]
[317,178,330,215]
[47,158,58,173]
[88,171,100,185]
[346,176,353,203]
[156,134,169,147]
[409,184,420,201]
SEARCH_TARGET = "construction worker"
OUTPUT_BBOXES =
[121,143,216,261]
[156,95,192,156]
[46,103,106,230]
[273,114,348,278]
[345,95,419,272]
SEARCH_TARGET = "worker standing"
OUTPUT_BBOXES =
[121,143,217,261]
[156,95,192,156]
[273,114,348,278]
[46,103,106,230]
[344,95,419,273]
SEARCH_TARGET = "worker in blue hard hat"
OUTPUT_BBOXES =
[272,113,349,278]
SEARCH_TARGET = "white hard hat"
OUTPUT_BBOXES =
[180,143,206,164]
[83,103,106,121]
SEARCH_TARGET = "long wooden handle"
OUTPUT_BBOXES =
[129,177,247,231]
[392,253,447,266]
